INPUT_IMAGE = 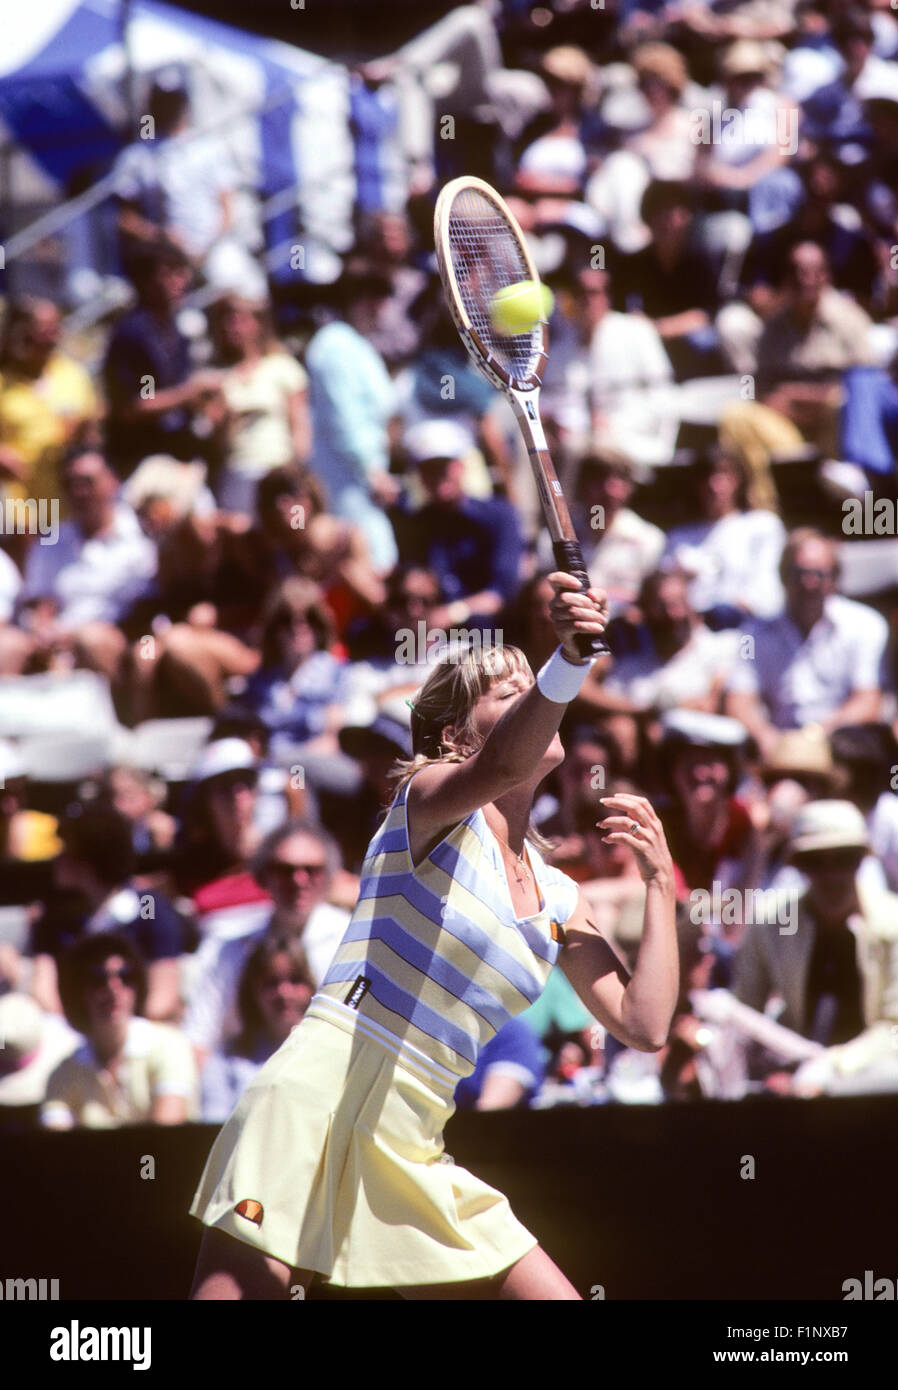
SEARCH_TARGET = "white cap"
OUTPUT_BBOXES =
[788,800,869,856]
[121,455,208,519]
[404,420,472,465]
[660,709,749,749]
[190,737,258,785]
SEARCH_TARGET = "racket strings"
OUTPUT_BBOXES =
[447,189,543,382]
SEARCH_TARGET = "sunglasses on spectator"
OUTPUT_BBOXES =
[87,965,137,986]
[787,567,834,581]
[268,860,327,880]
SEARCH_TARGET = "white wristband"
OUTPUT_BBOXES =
[536,645,592,703]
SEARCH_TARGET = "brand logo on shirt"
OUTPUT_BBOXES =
[345,975,371,1010]
[550,919,565,944]
[235,1199,264,1226]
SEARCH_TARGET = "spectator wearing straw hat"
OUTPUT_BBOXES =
[0,993,80,1120]
[512,46,603,211]
[734,800,898,1069]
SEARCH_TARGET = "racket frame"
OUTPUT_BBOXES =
[434,175,609,658]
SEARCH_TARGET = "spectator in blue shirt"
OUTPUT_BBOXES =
[102,244,225,475]
[454,1016,546,1110]
[200,935,314,1124]
[305,264,399,573]
[239,578,349,756]
[391,429,524,633]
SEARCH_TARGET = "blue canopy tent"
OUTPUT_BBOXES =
[0,0,384,300]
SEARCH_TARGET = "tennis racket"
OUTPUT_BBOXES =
[434,175,609,659]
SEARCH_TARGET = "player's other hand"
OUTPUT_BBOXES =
[546,571,608,664]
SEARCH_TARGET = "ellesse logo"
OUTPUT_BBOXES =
[550,920,565,944]
[235,1199,264,1225]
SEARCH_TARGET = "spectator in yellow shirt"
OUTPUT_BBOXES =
[41,933,198,1129]
[0,297,99,512]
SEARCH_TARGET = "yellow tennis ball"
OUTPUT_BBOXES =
[489,280,554,335]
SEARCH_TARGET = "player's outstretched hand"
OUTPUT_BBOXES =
[546,571,609,664]
[598,792,674,886]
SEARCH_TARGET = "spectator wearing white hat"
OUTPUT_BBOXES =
[391,423,524,634]
[734,799,898,1090]
[174,739,272,943]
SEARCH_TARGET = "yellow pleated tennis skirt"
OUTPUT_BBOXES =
[189,1014,538,1288]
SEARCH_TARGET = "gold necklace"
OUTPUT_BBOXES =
[489,823,532,886]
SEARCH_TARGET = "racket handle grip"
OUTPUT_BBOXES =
[552,539,611,659]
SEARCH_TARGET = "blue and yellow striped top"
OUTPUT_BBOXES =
[307,775,580,1092]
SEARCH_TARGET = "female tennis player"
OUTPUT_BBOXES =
[189,572,677,1301]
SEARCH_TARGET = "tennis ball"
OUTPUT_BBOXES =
[489,280,554,335]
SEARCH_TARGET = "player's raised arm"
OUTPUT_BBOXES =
[407,574,608,845]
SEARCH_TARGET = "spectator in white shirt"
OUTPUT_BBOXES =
[112,75,264,297]
[662,447,786,625]
[19,448,156,681]
[183,819,348,1063]
[726,529,890,757]
[576,566,741,768]
[580,265,679,467]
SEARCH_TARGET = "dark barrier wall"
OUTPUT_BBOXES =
[3,1095,897,1301]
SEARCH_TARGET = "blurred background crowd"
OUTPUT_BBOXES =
[1,0,897,1129]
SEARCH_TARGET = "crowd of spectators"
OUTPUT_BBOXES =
[2,0,898,1127]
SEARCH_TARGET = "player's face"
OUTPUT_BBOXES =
[469,671,564,769]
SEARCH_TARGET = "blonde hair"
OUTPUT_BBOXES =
[393,643,555,853]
